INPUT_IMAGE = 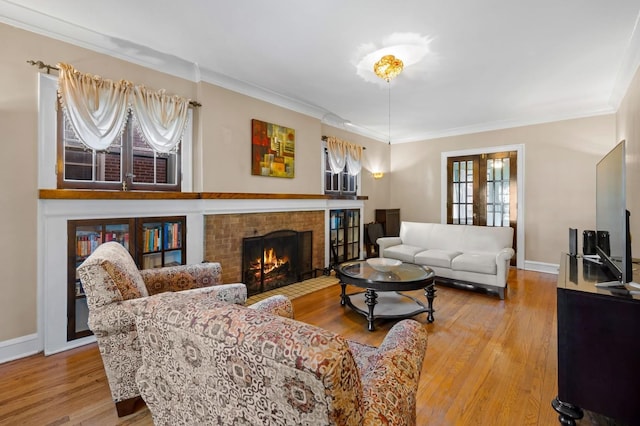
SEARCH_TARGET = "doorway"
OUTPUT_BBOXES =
[441,145,524,269]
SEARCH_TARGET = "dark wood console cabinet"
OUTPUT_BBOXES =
[375,208,400,237]
[553,253,640,425]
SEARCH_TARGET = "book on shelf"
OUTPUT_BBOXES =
[76,233,101,257]
[163,222,182,250]
[143,227,162,252]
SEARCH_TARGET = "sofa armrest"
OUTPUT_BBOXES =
[248,295,294,319]
[376,237,402,257]
[359,319,428,424]
[495,248,515,287]
[141,262,223,295]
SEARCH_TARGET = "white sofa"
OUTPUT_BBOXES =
[377,222,515,299]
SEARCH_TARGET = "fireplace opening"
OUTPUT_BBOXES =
[242,230,313,296]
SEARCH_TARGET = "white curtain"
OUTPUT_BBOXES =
[131,86,191,153]
[326,136,362,175]
[326,137,347,174]
[57,63,191,153]
[346,143,363,176]
[57,62,131,151]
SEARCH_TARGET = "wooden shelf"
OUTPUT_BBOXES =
[40,189,368,201]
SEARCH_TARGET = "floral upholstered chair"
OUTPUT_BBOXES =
[77,241,293,417]
[134,293,428,425]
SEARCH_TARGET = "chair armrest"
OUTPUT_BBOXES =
[376,237,402,257]
[359,319,428,425]
[174,283,247,305]
[248,295,294,319]
[88,296,152,336]
[141,262,223,295]
[89,284,248,336]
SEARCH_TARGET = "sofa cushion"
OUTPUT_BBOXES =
[451,253,497,275]
[383,244,424,263]
[414,249,462,268]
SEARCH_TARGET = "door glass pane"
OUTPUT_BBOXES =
[466,161,473,181]
[453,162,459,181]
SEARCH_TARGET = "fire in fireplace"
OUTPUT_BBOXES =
[242,229,313,296]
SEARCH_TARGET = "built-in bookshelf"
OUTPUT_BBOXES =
[137,217,185,269]
[67,216,186,341]
[328,209,360,268]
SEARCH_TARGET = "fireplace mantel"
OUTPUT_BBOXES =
[39,189,368,201]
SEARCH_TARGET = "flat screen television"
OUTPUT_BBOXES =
[595,140,634,285]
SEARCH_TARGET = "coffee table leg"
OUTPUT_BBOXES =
[365,289,378,331]
[425,283,436,323]
[340,282,347,306]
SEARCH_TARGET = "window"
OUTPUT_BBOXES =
[323,148,358,195]
[57,106,181,191]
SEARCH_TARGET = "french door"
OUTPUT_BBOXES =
[447,151,517,262]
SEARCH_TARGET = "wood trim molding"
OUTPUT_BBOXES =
[38,189,368,201]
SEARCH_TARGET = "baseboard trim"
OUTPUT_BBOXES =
[0,333,41,364]
[524,260,559,275]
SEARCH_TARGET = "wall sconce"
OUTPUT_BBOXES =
[372,172,384,179]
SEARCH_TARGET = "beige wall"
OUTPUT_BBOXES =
[616,66,640,259]
[390,115,616,265]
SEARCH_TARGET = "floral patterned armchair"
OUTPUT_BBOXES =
[134,293,428,425]
[77,241,293,417]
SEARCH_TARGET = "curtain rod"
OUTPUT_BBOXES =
[27,60,202,107]
[321,135,366,149]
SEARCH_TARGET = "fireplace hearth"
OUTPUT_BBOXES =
[242,229,313,296]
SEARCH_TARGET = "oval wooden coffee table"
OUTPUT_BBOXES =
[335,260,436,331]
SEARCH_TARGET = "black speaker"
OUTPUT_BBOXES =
[583,230,596,255]
[569,228,577,256]
[597,230,610,256]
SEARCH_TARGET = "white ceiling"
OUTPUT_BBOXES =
[3,0,640,143]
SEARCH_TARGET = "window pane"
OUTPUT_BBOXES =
[487,204,494,226]
[97,150,121,182]
[64,148,94,181]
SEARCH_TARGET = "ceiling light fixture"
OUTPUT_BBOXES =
[373,54,403,144]
[373,55,404,82]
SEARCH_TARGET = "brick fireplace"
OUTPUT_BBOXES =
[204,211,325,286]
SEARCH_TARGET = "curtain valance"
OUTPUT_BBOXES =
[326,136,363,176]
[57,63,191,153]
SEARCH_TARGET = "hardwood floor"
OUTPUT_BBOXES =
[0,269,603,425]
